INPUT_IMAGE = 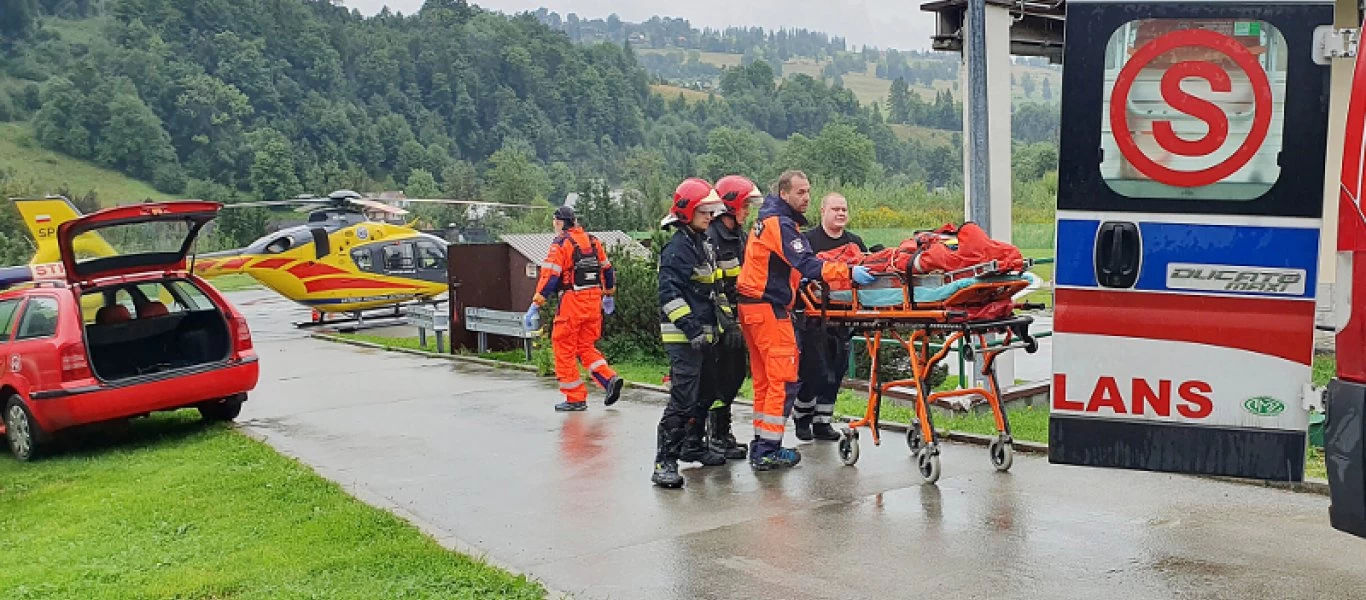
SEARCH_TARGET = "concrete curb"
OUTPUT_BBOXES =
[309,333,1332,496]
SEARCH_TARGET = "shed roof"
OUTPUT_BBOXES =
[500,231,650,262]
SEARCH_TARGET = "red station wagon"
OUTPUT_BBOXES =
[0,201,259,460]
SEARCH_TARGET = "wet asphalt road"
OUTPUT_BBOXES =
[230,290,1366,600]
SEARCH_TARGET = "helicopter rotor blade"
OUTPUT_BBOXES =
[347,197,410,216]
[221,199,328,209]
[399,198,548,209]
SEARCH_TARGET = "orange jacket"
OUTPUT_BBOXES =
[535,227,615,301]
[737,195,851,308]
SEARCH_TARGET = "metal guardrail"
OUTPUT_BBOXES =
[464,307,539,361]
[407,305,451,353]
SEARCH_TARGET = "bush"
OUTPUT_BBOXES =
[0,94,14,122]
[600,240,663,362]
[850,332,949,390]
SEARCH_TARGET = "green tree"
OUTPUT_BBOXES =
[1020,72,1036,98]
[697,127,767,182]
[440,160,481,199]
[405,168,440,198]
[247,128,301,200]
[809,123,878,186]
[888,77,911,124]
[97,93,179,182]
[1042,77,1053,101]
[486,140,549,205]
[0,0,40,45]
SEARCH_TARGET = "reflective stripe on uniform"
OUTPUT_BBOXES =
[660,322,714,343]
[757,414,786,426]
[559,380,585,390]
[718,258,741,279]
[663,298,691,322]
[813,415,833,424]
[588,359,607,371]
[542,261,563,273]
[691,265,718,283]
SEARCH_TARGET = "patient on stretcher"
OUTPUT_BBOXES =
[812,222,1031,312]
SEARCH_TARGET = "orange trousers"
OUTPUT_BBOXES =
[551,290,617,403]
[739,302,799,444]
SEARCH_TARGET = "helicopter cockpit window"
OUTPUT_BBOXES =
[381,244,415,272]
[264,237,293,254]
[415,241,446,271]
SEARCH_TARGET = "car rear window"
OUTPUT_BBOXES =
[81,279,215,324]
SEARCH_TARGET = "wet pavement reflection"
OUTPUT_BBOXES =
[231,291,1366,599]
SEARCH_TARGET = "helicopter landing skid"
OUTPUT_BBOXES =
[292,300,445,332]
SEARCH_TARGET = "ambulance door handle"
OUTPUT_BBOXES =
[1095,221,1140,288]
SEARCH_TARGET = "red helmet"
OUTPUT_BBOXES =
[715,175,762,213]
[661,177,724,228]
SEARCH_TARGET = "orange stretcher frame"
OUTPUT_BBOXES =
[796,262,1042,484]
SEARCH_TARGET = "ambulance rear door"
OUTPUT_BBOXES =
[1050,0,1333,481]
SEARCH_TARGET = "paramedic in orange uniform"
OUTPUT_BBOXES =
[527,205,626,412]
[735,170,875,469]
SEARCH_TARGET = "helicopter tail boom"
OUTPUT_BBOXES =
[12,196,118,264]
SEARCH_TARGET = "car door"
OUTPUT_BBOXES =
[8,296,64,400]
[0,297,22,385]
[1050,3,1333,481]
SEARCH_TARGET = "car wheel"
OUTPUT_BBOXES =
[5,395,45,461]
[197,396,244,422]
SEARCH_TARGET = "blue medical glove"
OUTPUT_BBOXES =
[851,265,875,286]
[603,295,616,315]
[523,304,541,330]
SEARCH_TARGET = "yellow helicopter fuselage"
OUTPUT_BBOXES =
[193,220,449,314]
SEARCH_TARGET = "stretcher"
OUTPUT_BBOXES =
[797,258,1046,484]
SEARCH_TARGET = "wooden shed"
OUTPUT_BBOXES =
[446,231,648,352]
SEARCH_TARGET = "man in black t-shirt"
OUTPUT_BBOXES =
[795,193,867,441]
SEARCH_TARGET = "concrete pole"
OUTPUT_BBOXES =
[962,1,1017,388]
[965,0,992,228]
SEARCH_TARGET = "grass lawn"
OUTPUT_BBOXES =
[0,122,171,205]
[0,412,544,599]
[205,273,261,293]
[648,83,712,103]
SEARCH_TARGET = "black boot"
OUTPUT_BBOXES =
[652,459,683,488]
[680,437,727,466]
[794,416,814,441]
[811,422,842,441]
[708,409,747,459]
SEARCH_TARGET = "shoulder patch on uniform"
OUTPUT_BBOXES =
[790,237,804,252]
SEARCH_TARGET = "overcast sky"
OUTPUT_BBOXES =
[341,0,938,51]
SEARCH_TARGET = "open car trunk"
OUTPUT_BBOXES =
[81,278,232,382]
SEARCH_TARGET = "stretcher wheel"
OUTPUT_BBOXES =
[1023,336,1039,354]
[839,429,860,466]
[989,437,1014,472]
[916,449,941,484]
[906,421,923,455]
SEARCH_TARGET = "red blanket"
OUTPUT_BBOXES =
[816,222,1024,275]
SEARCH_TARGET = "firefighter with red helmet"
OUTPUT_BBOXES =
[704,174,763,460]
[652,178,731,488]
[526,205,625,412]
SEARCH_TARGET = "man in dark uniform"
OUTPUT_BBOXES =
[795,192,867,441]
[705,175,763,460]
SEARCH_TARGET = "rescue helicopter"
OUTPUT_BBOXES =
[7,190,544,327]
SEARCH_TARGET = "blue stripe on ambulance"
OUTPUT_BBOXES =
[1054,218,1319,298]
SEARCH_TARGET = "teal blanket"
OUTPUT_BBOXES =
[826,275,1027,306]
